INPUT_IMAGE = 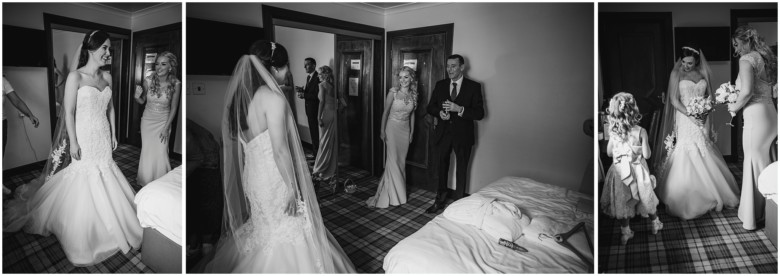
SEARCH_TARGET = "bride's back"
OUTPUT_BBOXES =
[243,85,287,140]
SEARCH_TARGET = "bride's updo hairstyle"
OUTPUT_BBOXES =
[606,92,642,141]
[77,30,110,69]
[733,25,777,84]
[249,40,290,71]
[680,45,701,67]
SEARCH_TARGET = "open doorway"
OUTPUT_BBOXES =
[263,5,385,175]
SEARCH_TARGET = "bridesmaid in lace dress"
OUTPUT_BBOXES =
[134,51,181,186]
[367,66,417,208]
[730,26,778,230]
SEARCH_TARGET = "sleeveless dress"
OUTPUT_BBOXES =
[600,127,659,219]
[366,89,416,208]
[203,130,356,273]
[736,51,778,230]
[313,82,338,179]
[4,86,142,266]
[137,81,175,186]
[657,80,740,220]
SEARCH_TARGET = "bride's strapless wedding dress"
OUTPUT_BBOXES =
[4,86,142,266]
[657,79,740,220]
[203,130,355,273]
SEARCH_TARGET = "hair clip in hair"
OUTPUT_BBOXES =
[270,42,276,58]
[682,46,700,55]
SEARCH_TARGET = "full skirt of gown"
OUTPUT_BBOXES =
[313,103,337,179]
[202,130,355,273]
[137,108,171,186]
[366,118,409,208]
[3,86,142,266]
[737,101,778,230]
[658,113,740,220]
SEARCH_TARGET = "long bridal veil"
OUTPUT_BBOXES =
[212,53,351,272]
[652,48,715,179]
[3,43,85,231]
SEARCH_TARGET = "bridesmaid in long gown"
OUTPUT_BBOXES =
[730,26,778,230]
[366,66,417,208]
[312,65,339,181]
[134,51,181,186]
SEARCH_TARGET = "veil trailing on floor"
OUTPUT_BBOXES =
[212,53,348,272]
[3,42,86,231]
[652,48,715,179]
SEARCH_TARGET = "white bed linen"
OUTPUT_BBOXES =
[383,176,593,273]
[135,166,183,246]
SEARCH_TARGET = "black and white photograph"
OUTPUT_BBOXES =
[186,2,594,273]
[598,3,778,273]
[2,3,183,273]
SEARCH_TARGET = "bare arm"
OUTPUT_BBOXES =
[318,83,326,123]
[64,72,81,158]
[730,60,755,112]
[105,73,116,146]
[380,90,395,141]
[606,133,615,157]
[409,108,416,142]
[134,78,147,104]
[641,128,651,159]
[165,82,182,131]
[264,91,299,215]
[6,92,35,119]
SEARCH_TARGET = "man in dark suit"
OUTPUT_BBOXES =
[296,57,320,157]
[425,54,485,214]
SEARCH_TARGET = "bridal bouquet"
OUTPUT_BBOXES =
[686,96,713,126]
[664,131,676,157]
[715,81,740,126]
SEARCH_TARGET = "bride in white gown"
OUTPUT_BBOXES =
[199,40,356,273]
[653,46,740,220]
[3,30,142,266]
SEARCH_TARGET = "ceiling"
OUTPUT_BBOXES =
[359,2,414,10]
[97,3,163,13]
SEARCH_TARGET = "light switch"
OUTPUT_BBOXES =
[193,82,206,95]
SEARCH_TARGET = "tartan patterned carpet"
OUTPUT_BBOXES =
[3,144,181,273]
[314,164,438,273]
[598,162,778,273]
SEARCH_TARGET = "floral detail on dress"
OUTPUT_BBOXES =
[47,139,68,181]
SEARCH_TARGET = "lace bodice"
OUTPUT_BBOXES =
[679,79,707,105]
[388,91,415,121]
[145,84,172,112]
[737,51,774,105]
[236,130,310,254]
[74,86,113,164]
[673,79,712,158]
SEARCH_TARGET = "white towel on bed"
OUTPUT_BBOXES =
[443,194,529,242]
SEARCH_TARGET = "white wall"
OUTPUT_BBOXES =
[3,69,53,169]
[276,26,335,144]
[600,3,777,155]
[386,3,594,193]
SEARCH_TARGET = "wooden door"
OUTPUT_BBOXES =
[129,23,181,154]
[335,37,373,171]
[600,12,673,149]
[387,24,452,192]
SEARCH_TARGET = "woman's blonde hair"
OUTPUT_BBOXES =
[318,65,334,84]
[607,92,642,141]
[149,51,179,97]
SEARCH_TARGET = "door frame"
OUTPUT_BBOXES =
[386,23,453,191]
[43,13,132,138]
[262,5,386,175]
[128,22,182,156]
[728,9,777,163]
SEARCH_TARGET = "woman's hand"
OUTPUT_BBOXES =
[70,140,81,160]
[284,192,300,217]
[134,85,143,99]
[409,132,414,143]
[159,126,171,144]
[112,136,118,151]
[380,131,386,141]
[319,118,324,128]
